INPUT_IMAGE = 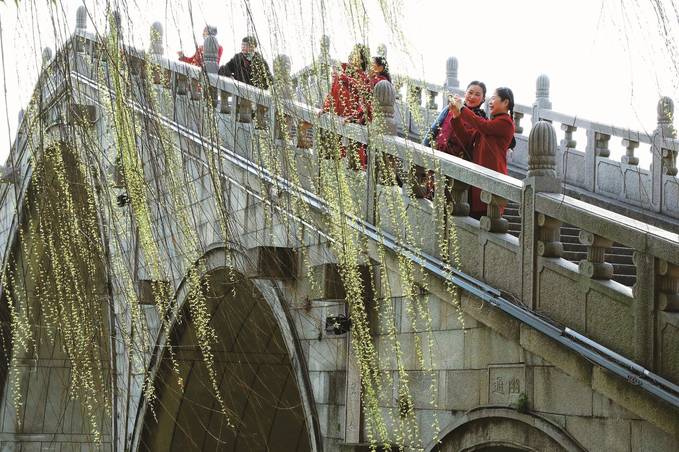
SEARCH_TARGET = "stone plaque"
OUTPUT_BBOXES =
[488,365,525,406]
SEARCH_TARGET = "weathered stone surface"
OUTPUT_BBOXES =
[592,366,679,437]
[586,288,634,357]
[565,416,631,452]
[538,264,585,331]
[520,325,593,385]
[445,369,483,410]
[533,366,593,416]
[464,327,522,369]
[482,239,521,295]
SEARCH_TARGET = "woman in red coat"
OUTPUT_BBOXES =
[450,87,515,218]
[321,44,372,168]
[436,81,487,159]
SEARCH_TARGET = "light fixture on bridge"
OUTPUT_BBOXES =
[325,314,351,335]
[116,193,130,207]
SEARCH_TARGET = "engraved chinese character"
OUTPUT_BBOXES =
[509,377,521,394]
[492,376,505,394]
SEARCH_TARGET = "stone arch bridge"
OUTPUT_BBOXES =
[0,10,678,452]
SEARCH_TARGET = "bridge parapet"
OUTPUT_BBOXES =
[291,44,679,226]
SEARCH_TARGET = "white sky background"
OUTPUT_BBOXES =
[0,0,678,168]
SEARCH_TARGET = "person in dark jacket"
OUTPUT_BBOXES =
[218,36,272,89]
[450,87,516,218]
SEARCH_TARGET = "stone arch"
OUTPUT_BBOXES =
[132,245,321,451]
[426,407,586,452]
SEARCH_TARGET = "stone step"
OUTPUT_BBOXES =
[613,274,637,286]
[612,263,637,275]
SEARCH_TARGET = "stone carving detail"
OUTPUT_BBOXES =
[446,56,459,89]
[534,74,552,109]
[374,80,397,136]
[578,231,614,280]
[537,214,562,258]
[149,22,163,56]
[560,124,577,149]
[657,260,679,312]
[480,191,508,233]
[528,120,557,177]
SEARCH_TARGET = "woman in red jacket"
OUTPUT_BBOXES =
[321,44,372,168]
[450,87,515,218]
[436,81,487,159]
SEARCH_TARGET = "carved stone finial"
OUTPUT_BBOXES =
[528,120,557,177]
[42,47,53,66]
[320,35,330,53]
[203,35,219,73]
[112,10,122,31]
[657,96,676,138]
[76,6,87,31]
[534,74,552,109]
[377,44,387,58]
[274,54,292,98]
[374,80,397,135]
[446,56,459,89]
[150,22,163,56]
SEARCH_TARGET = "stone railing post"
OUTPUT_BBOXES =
[202,32,220,105]
[578,232,613,280]
[426,90,438,110]
[150,22,164,56]
[319,35,332,88]
[479,192,508,233]
[149,22,164,85]
[76,6,87,31]
[42,47,53,67]
[513,111,524,134]
[520,120,561,308]
[408,84,422,108]
[273,54,293,99]
[560,124,577,149]
[532,74,551,125]
[369,80,397,220]
[273,55,295,142]
[632,252,656,367]
[621,137,640,165]
[203,31,219,74]
[446,180,470,216]
[445,56,459,90]
[374,80,397,135]
[75,6,88,53]
[594,132,611,158]
[657,260,679,312]
[651,96,676,212]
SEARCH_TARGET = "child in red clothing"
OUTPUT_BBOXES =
[450,87,516,219]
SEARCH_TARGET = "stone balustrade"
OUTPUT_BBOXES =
[289,42,679,225]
